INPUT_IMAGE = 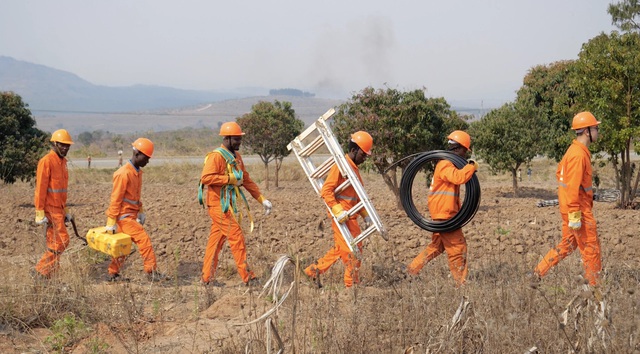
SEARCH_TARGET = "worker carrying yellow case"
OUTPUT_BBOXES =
[86,227,132,258]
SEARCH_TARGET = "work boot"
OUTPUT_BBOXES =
[107,273,129,283]
[147,270,171,282]
[245,277,261,287]
[528,272,541,289]
[30,269,50,284]
[201,279,225,287]
[308,268,322,289]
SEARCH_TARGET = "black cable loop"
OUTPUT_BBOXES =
[399,150,481,233]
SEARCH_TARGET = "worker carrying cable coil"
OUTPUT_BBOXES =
[401,130,481,286]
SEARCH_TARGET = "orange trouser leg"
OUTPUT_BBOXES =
[108,217,157,275]
[440,229,468,285]
[535,212,601,285]
[202,207,254,283]
[305,218,362,287]
[35,209,70,277]
[407,233,445,275]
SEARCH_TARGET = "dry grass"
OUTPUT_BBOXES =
[1,156,639,353]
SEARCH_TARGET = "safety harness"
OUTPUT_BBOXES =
[198,147,254,231]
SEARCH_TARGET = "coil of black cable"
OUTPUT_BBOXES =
[399,150,481,233]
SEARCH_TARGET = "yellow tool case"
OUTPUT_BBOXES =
[86,227,132,258]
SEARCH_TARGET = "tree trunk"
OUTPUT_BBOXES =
[275,157,283,188]
[380,168,401,208]
[512,168,518,196]
[264,161,270,191]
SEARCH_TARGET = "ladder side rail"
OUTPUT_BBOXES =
[286,108,335,152]
[291,146,324,195]
[351,225,377,246]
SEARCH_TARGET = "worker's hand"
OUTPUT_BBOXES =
[35,210,48,225]
[105,217,117,234]
[136,212,146,225]
[468,159,479,172]
[228,173,243,187]
[364,216,372,228]
[262,199,272,216]
[64,207,74,223]
[568,211,582,230]
[331,205,349,224]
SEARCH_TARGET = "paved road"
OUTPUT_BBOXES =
[68,155,296,169]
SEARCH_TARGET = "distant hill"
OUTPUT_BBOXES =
[0,56,253,112]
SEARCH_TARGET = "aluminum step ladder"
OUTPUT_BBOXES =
[287,108,388,253]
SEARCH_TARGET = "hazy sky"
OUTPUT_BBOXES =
[1,0,616,107]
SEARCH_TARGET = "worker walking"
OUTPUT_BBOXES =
[34,129,75,279]
[406,130,478,286]
[304,131,374,288]
[104,138,168,282]
[200,122,272,286]
[534,112,602,286]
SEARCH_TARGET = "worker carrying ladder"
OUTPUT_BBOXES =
[287,108,388,254]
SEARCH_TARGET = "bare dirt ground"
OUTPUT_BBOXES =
[1,160,639,353]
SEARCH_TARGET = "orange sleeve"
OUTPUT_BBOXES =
[439,162,475,185]
[34,154,50,211]
[563,151,585,213]
[320,164,341,208]
[106,171,127,219]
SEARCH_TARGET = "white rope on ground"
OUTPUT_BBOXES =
[231,255,296,326]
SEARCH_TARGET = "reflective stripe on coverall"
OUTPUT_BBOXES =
[106,161,158,275]
[304,154,364,287]
[535,140,601,285]
[200,145,263,283]
[34,150,70,276]
[407,159,475,285]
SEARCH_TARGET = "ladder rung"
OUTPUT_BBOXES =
[347,201,363,217]
[309,158,335,179]
[334,179,352,195]
[298,135,324,157]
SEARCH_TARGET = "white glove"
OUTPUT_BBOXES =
[262,199,272,216]
[136,213,146,225]
[364,216,372,228]
[105,224,117,233]
[36,216,48,225]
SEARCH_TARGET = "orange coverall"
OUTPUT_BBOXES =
[304,155,365,287]
[535,140,601,285]
[34,150,70,277]
[407,159,475,285]
[200,146,264,284]
[106,161,158,275]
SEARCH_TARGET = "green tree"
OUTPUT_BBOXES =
[469,103,542,195]
[571,31,640,207]
[516,61,578,161]
[0,92,48,184]
[332,87,467,206]
[237,100,303,190]
[609,0,640,33]
[77,131,93,146]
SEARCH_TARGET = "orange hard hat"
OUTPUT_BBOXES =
[132,138,154,158]
[447,130,471,150]
[219,122,245,136]
[351,131,373,155]
[571,111,601,130]
[50,129,74,144]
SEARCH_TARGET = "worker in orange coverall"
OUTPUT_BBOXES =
[406,130,478,286]
[304,131,374,288]
[34,129,75,279]
[104,138,168,282]
[200,122,272,286]
[534,112,602,286]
